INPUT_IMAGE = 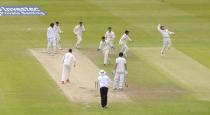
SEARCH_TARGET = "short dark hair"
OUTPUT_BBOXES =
[50,23,54,27]
[119,52,124,57]
[160,26,165,30]
[69,49,72,53]
[79,21,83,24]
[102,36,105,40]
[108,27,112,29]
[56,21,59,24]
[125,30,129,34]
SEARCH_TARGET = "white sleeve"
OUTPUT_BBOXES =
[47,28,51,38]
[58,26,62,33]
[112,32,116,39]
[98,41,103,49]
[82,25,85,32]
[73,26,77,34]
[98,76,101,81]
[73,55,76,63]
[116,58,119,64]
[62,55,65,63]
[157,24,161,31]
[128,36,132,41]
[47,28,49,38]
[104,32,108,38]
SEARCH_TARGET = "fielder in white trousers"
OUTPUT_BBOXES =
[113,52,127,91]
[73,22,85,49]
[54,21,63,50]
[104,27,116,49]
[47,23,57,54]
[97,36,112,66]
[157,24,175,56]
[61,49,76,84]
[119,30,132,57]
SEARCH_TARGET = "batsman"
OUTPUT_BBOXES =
[113,52,128,91]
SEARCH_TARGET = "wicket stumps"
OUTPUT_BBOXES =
[94,81,99,96]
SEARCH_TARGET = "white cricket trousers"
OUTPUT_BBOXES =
[113,72,125,89]
[56,35,61,49]
[120,43,128,57]
[75,35,82,48]
[47,39,57,53]
[107,39,114,48]
[103,50,110,65]
[161,38,171,54]
[61,64,71,81]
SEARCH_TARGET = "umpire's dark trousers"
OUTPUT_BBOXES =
[100,87,108,107]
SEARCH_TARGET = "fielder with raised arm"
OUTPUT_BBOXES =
[157,24,175,56]
[47,23,57,54]
[119,30,132,57]
[61,49,76,84]
[54,21,63,50]
[113,52,128,91]
[104,27,115,49]
[73,21,85,49]
[97,36,112,66]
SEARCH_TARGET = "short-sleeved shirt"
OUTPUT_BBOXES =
[116,57,126,73]
[98,75,111,88]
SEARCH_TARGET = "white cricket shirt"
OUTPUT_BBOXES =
[63,52,76,66]
[116,57,126,73]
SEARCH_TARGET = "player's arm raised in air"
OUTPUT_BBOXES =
[157,24,161,31]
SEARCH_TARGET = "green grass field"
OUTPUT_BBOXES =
[1,0,210,114]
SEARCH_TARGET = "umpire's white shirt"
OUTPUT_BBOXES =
[47,27,56,40]
[116,57,126,73]
[98,74,111,88]
[63,52,76,66]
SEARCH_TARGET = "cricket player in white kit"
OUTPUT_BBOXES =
[61,49,76,84]
[104,27,115,49]
[54,21,63,50]
[97,36,112,66]
[157,24,175,56]
[119,30,132,57]
[73,21,85,49]
[47,23,57,54]
[113,52,128,91]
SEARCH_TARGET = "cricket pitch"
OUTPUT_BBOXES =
[30,48,130,103]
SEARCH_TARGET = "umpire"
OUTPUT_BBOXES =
[98,70,111,108]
